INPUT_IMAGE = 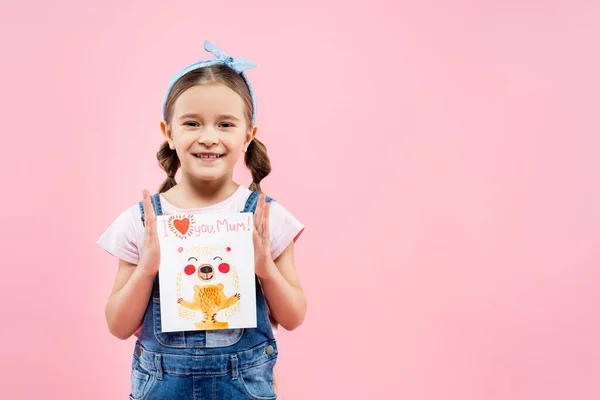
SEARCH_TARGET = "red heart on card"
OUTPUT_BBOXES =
[173,218,190,235]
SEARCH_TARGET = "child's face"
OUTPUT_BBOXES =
[162,83,255,183]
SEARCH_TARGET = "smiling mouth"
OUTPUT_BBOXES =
[199,272,214,281]
[194,153,224,159]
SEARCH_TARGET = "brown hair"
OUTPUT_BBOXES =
[157,65,271,193]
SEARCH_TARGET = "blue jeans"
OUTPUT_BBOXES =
[130,340,278,400]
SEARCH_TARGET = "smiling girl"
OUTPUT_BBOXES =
[97,40,306,400]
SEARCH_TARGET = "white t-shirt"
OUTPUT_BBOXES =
[96,184,305,333]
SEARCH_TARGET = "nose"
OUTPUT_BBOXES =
[200,266,213,274]
[197,128,219,146]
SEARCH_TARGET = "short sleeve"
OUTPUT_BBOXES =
[268,201,305,260]
[96,205,141,265]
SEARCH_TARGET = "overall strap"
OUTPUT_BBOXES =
[140,190,271,226]
[139,193,163,227]
[242,191,274,214]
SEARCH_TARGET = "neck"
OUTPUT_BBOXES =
[164,173,240,209]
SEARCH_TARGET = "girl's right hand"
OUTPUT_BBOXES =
[138,189,161,277]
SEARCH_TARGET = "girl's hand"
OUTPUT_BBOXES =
[253,193,277,279]
[138,190,161,277]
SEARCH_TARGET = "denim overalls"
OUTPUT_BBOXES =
[131,191,278,400]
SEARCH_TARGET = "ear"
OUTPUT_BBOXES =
[243,126,257,153]
[160,120,175,150]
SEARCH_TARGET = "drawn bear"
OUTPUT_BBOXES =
[176,245,240,330]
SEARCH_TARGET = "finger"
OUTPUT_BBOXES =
[142,190,156,235]
[142,190,152,231]
[254,195,263,234]
[142,190,155,217]
[262,200,271,243]
[147,208,157,237]
[258,193,267,236]
[254,211,261,236]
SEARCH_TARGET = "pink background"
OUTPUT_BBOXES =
[1,1,599,399]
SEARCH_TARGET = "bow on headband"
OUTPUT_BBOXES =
[163,40,258,123]
[204,40,257,73]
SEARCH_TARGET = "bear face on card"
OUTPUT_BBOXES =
[176,245,241,330]
[156,212,257,333]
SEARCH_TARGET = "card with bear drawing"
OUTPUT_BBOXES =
[156,212,257,332]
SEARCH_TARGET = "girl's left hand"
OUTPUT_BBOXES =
[253,193,276,279]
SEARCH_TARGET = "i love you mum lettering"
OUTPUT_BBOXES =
[159,213,253,240]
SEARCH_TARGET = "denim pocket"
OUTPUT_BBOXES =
[238,358,278,400]
[129,359,155,400]
[206,328,244,348]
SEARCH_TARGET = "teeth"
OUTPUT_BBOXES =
[196,154,221,159]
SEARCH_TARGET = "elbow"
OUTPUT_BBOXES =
[281,314,305,331]
[106,317,132,340]
[281,301,307,331]
[281,320,302,331]
[105,306,132,340]
[110,326,132,341]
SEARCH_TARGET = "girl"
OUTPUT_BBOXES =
[97,40,306,399]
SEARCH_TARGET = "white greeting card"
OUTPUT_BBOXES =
[156,212,256,332]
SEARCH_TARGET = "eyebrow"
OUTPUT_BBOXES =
[213,256,223,261]
[178,113,241,121]
[188,257,198,261]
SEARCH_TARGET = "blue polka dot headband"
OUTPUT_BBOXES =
[163,40,258,124]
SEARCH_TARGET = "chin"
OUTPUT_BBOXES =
[190,170,229,183]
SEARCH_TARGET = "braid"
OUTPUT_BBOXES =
[157,140,180,193]
[244,138,271,192]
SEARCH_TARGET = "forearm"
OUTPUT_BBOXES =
[105,263,155,340]
[259,260,307,331]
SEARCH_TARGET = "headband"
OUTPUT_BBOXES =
[162,40,258,124]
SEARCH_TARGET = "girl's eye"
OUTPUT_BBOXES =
[184,122,199,127]
[220,122,234,128]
